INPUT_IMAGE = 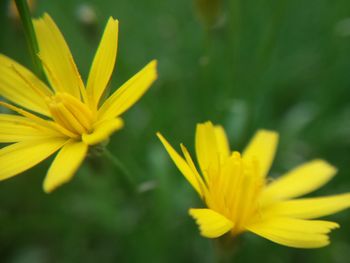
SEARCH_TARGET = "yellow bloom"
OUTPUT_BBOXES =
[157,121,350,248]
[0,13,157,193]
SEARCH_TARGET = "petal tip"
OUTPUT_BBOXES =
[149,60,158,77]
[43,174,66,194]
[257,129,279,139]
[41,12,53,22]
[314,159,338,176]
[43,173,69,194]
[108,17,119,24]
[155,131,163,139]
[106,17,119,31]
[43,182,54,194]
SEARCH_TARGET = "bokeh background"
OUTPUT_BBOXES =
[1,0,350,262]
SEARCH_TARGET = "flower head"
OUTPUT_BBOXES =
[157,121,350,248]
[0,13,157,192]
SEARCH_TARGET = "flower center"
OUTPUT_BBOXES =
[47,92,95,136]
[205,152,264,235]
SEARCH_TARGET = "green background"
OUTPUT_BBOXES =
[1,0,350,262]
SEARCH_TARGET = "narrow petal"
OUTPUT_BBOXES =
[195,122,220,177]
[33,13,85,98]
[263,193,350,219]
[156,132,203,196]
[214,125,230,160]
[86,17,118,109]
[262,160,337,203]
[247,217,339,248]
[44,140,88,193]
[0,114,61,142]
[0,101,75,139]
[189,208,234,238]
[0,138,67,181]
[242,130,279,178]
[98,60,157,120]
[0,54,52,116]
[82,118,124,145]
[180,144,206,198]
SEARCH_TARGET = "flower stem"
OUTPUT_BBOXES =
[14,0,44,79]
[103,148,136,193]
[214,234,240,263]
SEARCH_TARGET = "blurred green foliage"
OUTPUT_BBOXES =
[1,0,350,262]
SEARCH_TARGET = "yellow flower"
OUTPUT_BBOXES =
[157,121,350,248]
[0,13,157,193]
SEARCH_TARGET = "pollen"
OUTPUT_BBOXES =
[47,92,95,136]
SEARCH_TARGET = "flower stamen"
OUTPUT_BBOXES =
[47,93,94,136]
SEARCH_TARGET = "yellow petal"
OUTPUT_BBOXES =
[263,193,350,219]
[180,143,206,198]
[189,208,234,238]
[0,138,67,181]
[98,60,157,120]
[214,125,230,160]
[156,132,203,196]
[87,17,118,109]
[0,101,74,139]
[82,118,124,145]
[242,130,279,178]
[247,217,339,248]
[195,121,220,178]
[262,160,337,203]
[33,13,85,99]
[44,140,88,193]
[0,54,52,116]
[0,114,61,142]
